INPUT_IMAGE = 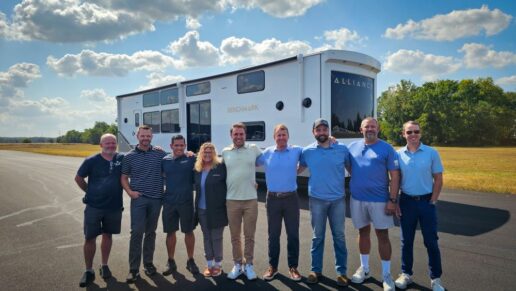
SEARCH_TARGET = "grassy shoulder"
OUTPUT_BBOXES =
[1,143,515,194]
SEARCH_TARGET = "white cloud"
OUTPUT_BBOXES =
[167,31,220,67]
[459,43,516,69]
[384,49,461,80]
[80,88,111,103]
[0,63,41,106]
[495,75,516,86]
[139,73,185,90]
[185,17,202,30]
[384,5,512,41]
[228,0,323,18]
[47,49,180,77]
[322,28,366,49]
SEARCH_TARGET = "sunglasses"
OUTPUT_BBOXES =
[406,130,420,135]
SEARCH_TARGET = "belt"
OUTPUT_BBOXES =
[267,191,296,199]
[401,193,432,201]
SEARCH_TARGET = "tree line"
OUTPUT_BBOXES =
[378,78,515,146]
[57,121,117,145]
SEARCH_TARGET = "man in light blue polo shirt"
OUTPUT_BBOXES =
[257,124,302,282]
[299,118,350,287]
[394,121,445,291]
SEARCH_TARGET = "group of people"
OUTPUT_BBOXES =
[75,118,445,291]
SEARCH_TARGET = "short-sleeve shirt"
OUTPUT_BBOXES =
[77,153,124,210]
[257,145,302,192]
[121,145,166,199]
[162,154,195,204]
[222,143,262,200]
[348,139,399,202]
[299,142,350,201]
[397,143,443,195]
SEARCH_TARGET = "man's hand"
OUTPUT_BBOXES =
[185,151,195,157]
[385,201,397,216]
[128,190,141,199]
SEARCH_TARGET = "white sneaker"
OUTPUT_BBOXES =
[227,264,243,280]
[395,273,413,289]
[351,266,370,284]
[383,274,395,291]
[431,278,445,291]
[244,264,257,280]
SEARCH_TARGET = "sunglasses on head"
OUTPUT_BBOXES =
[406,130,420,135]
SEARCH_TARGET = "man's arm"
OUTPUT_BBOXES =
[386,169,400,216]
[75,175,87,192]
[430,173,443,203]
[121,174,140,199]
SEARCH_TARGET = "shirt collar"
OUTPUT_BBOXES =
[228,143,249,150]
[274,145,290,152]
[135,145,154,153]
[403,142,425,153]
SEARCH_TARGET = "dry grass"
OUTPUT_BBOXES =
[0,143,99,158]
[1,143,515,194]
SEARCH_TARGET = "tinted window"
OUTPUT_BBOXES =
[161,88,179,105]
[143,111,160,133]
[331,71,374,138]
[243,121,265,141]
[143,91,160,107]
[135,113,140,127]
[161,109,180,133]
[237,70,265,94]
[186,82,210,96]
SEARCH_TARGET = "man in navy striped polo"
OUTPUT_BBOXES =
[121,125,167,283]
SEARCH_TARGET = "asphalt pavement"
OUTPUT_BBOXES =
[0,150,515,291]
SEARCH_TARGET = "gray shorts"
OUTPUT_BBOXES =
[84,205,122,240]
[350,197,394,230]
[162,201,195,233]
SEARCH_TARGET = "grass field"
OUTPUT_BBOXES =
[1,143,515,194]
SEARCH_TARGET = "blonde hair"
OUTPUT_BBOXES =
[273,123,289,136]
[194,142,221,172]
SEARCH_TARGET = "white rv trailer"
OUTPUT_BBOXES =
[116,50,381,156]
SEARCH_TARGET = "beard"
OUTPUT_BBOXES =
[315,134,328,143]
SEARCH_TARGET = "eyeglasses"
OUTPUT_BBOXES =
[406,130,420,135]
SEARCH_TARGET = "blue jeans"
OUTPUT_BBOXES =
[309,196,347,275]
[399,194,442,279]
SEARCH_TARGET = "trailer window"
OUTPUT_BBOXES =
[161,109,180,133]
[161,88,179,105]
[143,91,160,107]
[186,82,210,97]
[143,111,160,133]
[243,121,265,141]
[237,70,265,94]
[330,71,374,138]
[135,113,140,127]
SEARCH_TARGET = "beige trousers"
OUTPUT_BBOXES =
[226,199,258,264]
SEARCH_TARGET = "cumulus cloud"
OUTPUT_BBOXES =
[80,88,112,103]
[139,72,185,90]
[384,5,512,41]
[459,43,516,69]
[2,0,322,42]
[495,75,516,86]
[47,49,180,77]
[384,49,461,80]
[0,63,41,106]
[167,31,220,67]
[322,28,367,49]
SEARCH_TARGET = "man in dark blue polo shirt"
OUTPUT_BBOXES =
[121,125,166,283]
[75,133,124,287]
[161,135,199,275]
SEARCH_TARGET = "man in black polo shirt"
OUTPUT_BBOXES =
[161,135,199,275]
[75,133,124,287]
[121,125,167,283]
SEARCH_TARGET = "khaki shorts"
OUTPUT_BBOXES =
[350,197,394,230]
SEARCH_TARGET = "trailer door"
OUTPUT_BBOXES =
[186,100,211,153]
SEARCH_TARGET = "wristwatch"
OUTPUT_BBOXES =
[389,197,398,203]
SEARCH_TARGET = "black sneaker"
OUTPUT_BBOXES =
[144,262,157,276]
[126,270,140,283]
[162,259,177,276]
[186,258,200,274]
[79,271,95,287]
[99,265,112,279]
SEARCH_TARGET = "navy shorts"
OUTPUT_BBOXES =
[84,205,122,240]
[162,201,195,234]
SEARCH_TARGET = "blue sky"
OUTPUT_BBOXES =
[0,0,514,137]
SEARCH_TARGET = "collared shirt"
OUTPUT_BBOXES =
[348,139,399,202]
[222,143,262,200]
[121,145,166,199]
[77,153,124,210]
[162,154,195,204]
[257,145,302,192]
[397,143,443,195]
[299,142,350,201]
